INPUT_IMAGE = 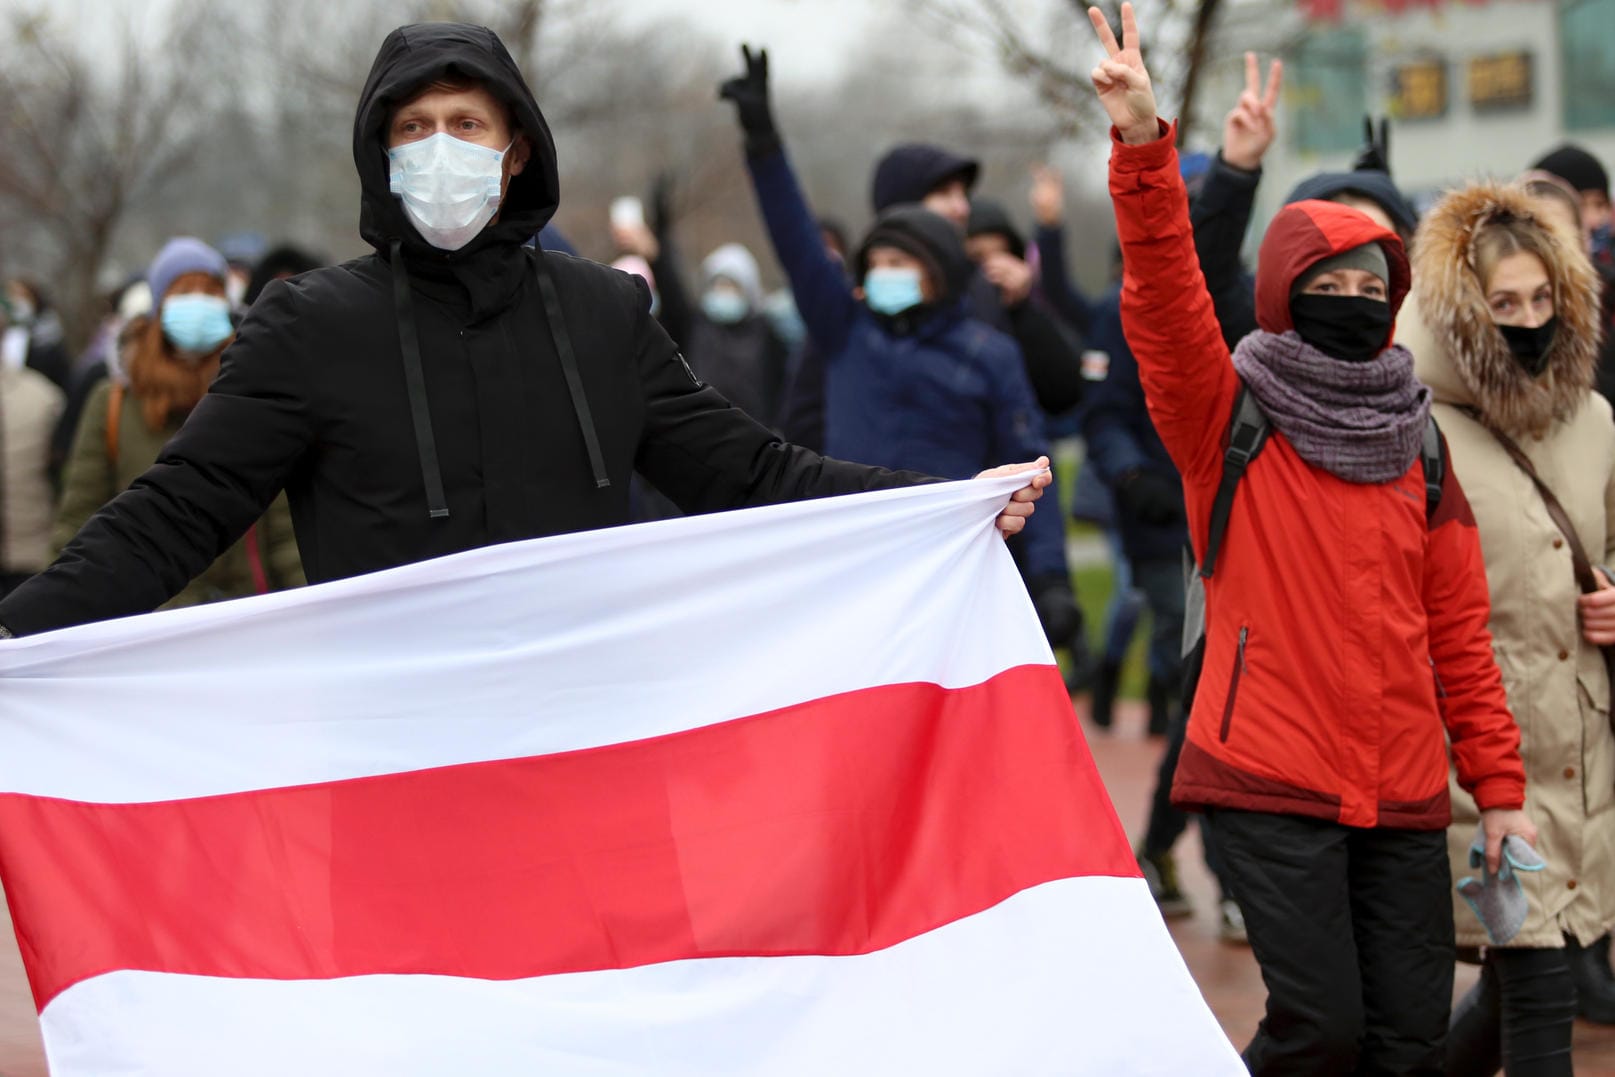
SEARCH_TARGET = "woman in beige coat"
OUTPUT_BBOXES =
[0,362,63,596]
[1409,182,1615,1075]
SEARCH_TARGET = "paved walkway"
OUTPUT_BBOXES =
[1089,698,1615,1074]
[0,700,1609,1073]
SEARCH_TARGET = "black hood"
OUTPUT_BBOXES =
[1284,169,1417,238]
[966,198,1026,259]
[854,205,974,305]
[354,22,559,263]
[870,143,979,215]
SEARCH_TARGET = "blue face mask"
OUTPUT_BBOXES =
[701,289,749,325]
[160,293,233,355]
[863,267,924,316]
[1591,222,1613,261]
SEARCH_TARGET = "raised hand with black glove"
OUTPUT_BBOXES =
[648,171,676,239]
[1352,115,1392,175]
[1116,469,1182,526]
[718,45,780,158]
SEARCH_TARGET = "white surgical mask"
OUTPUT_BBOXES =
[387,133,509,251]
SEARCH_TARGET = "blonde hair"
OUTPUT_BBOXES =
[1517,171,1583,231]
[1470,214,1557,297]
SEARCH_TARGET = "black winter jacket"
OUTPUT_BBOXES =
[0,23,921,637]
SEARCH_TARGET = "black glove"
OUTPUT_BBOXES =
[718,44,779,158]
[1352,115,1391,176]
[1116,470,1182,526]
[1030,574,1082,648]
[648,171,675,239]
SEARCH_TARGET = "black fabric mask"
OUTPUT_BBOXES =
[1288,294,1393,363]
[1498,317,1558,378]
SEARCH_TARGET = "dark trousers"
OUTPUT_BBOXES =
[1447,947,1576,1076]
[1131,557,1186,688]
[1133,557,1217,871]
[1209,810,1454,1076]
[1139,693,1229,893]
[1141,701,1191,856]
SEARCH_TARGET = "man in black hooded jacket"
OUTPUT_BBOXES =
[0,23,1047,638]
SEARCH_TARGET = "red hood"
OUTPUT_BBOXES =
[1254,199,1411,349]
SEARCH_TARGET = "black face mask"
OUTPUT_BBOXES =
[1498,317,1558,378]
[1289,293,1393,363]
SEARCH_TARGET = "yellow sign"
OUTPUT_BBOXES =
[1469,52,1533,111]
[1391,59,1447,121]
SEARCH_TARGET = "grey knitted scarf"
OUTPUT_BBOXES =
[1231,330,1432,484]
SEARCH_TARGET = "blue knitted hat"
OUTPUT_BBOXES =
[147,237,228,304]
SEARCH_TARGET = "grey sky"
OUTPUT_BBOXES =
[24,0,1027,100]
[620,0,884,82]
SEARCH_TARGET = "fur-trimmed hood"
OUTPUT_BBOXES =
[1410,183,1602,436]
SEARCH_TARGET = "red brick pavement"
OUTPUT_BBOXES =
[0,700,1610,1074]
[1088,699,1615,1075]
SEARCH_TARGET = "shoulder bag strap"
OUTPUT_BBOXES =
[105,381,124,468]
[1486,425,1601,595]
[1484,422,1615,697]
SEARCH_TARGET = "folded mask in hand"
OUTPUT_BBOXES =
[1456,827,1546,945]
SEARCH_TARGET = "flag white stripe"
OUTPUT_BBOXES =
[0,478,1047,804]
[39,877,1243,1077]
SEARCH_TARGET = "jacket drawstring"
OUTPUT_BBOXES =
[389,241,612,520]
[533,254,610,489]
[390,240,452,520]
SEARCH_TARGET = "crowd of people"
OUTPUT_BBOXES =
[0,9,1613,1073]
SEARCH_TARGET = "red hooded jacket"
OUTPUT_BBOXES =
[1111,127,1524,829]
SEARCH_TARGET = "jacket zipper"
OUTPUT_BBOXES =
[1219,626,1249,743]
[1430,657,1448,701]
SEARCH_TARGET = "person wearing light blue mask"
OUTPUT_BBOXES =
[700,284,749,326]
[161,293,234,358]
[682,244,790,430]
[721,43,1079,663]
[861,265,925,316]
[49,235,305,613]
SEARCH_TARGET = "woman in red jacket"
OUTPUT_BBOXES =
[1087,7,1536,1074]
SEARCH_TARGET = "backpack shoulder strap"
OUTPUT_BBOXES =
[1200,383,1269,580]
[105,381,124,469]
[1420,415,1445,523]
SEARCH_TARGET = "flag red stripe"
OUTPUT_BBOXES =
[0,665,1133,1011]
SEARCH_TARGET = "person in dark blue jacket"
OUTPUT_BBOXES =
[872,148,1087,417]
[1078,289,1184,711]
[1079,280,1246,942]
[720,45,1081,648]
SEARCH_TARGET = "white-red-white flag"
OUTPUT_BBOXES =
[0,477,1240,1075]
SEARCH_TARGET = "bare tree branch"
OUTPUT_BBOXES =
[905,0,1239,142]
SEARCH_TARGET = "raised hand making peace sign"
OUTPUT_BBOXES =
[1222,52,1284,172]
[1086,3,1159,146]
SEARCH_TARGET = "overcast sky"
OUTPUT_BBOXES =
[30,0,904,76]
[621,0,884,81]
[15,0,1027,96]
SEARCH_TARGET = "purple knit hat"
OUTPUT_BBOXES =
[147,237,228,303]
